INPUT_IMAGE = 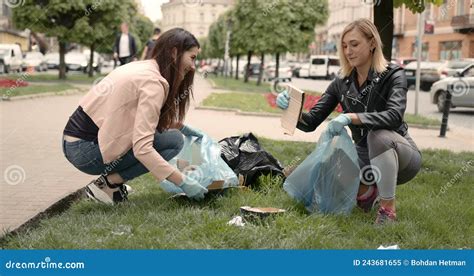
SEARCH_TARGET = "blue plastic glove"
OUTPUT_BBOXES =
[180,125,204,139]
[179,175,208,200]
[276,90,290,110]
[327,114,352,136]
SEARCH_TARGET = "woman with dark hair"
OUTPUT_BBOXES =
[62,28,207,204]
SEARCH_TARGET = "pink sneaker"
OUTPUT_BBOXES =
[375,206,397,225]
[356,186,379,212]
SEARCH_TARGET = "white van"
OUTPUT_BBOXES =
[0,44,24,73]
[308,55,340,80]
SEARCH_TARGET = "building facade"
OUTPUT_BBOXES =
[0,3,29,52]
[314,0,373,55]
[161,0,234,38]
[394,0,473,61]
[313,0,473,61]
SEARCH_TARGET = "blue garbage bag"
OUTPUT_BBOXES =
[283,129,360,215]
[160,134,239,194]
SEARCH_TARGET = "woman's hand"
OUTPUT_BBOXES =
[168,170,184,185]
[180,125,204,139]
[346,113,361,125]
[327,114,352,135]
[276,90,290,109]
[179,175,208,201]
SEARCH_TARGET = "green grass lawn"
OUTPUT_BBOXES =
[202,92,283,114]
[207,75,272,93]
[404,113,441,127]
[1,138,472,249]
[1,83,76,98]
[207,75,322,96]
[201,92,441,127]
[8,73,107,83]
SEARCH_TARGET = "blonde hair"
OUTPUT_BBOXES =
[338,18,388,78]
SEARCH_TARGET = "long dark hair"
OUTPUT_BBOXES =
[151,28,200,132]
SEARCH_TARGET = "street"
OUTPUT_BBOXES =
[288,77,474,129]
[10,67,473,129]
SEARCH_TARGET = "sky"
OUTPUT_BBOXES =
[140,0,169,22]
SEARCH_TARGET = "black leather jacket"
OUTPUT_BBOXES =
[297,64,409,147]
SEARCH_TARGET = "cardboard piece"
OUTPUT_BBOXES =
[240,206,286,220]
[280,84,305,136]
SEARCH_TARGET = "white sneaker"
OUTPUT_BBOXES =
[85,175,128,204]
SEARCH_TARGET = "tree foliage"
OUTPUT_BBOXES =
[13,0,141,79]
[394,0,444,13]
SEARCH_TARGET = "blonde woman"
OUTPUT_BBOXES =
[277,19,421,224]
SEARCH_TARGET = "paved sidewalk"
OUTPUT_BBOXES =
[1,75,473,235]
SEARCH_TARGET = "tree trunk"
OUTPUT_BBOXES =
[31,31,49,54]
[217,59,221,76]
[235,54,240,80]
[229,56,233,77]
[220,59,225,76]
[59,41,67,80]
[374,0,393,61]
[244,50,252,83]
[88,43,95,77]
[275,52,280,79]
[256,52,264,86]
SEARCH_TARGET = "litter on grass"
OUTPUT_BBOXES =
[377,244,400,250]
[227,216,246,227]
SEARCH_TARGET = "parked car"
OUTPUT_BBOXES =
[443,59,474,77]
[264,62,292,82]
[198,63,219,75]
[298,63,310,78]
[244,63,262,78]
[291,62,304,77]
[22,51,48,72]
[65,52,88,72]
[82,50,104,73]
[404,61,447,91]
[45,52,60,69]
[392,57,417,68]
[0,44,24,73]
[430,63,474,112]
[307,55,340,79]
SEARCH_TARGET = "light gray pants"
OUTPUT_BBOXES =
[357,129,422,200]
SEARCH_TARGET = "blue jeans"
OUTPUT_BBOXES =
[62,130,184,182]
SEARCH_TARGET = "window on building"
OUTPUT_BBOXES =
[439,41,462,60]
[412,42,429,61]
[456,0,464,16]
[200,12,204,22]
[437,1,449,20]
[425,3,432,20]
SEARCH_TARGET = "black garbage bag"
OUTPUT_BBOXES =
[218,133,284,186]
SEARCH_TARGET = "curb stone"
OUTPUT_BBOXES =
[0,187,86,240]
[1,88,87,102]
